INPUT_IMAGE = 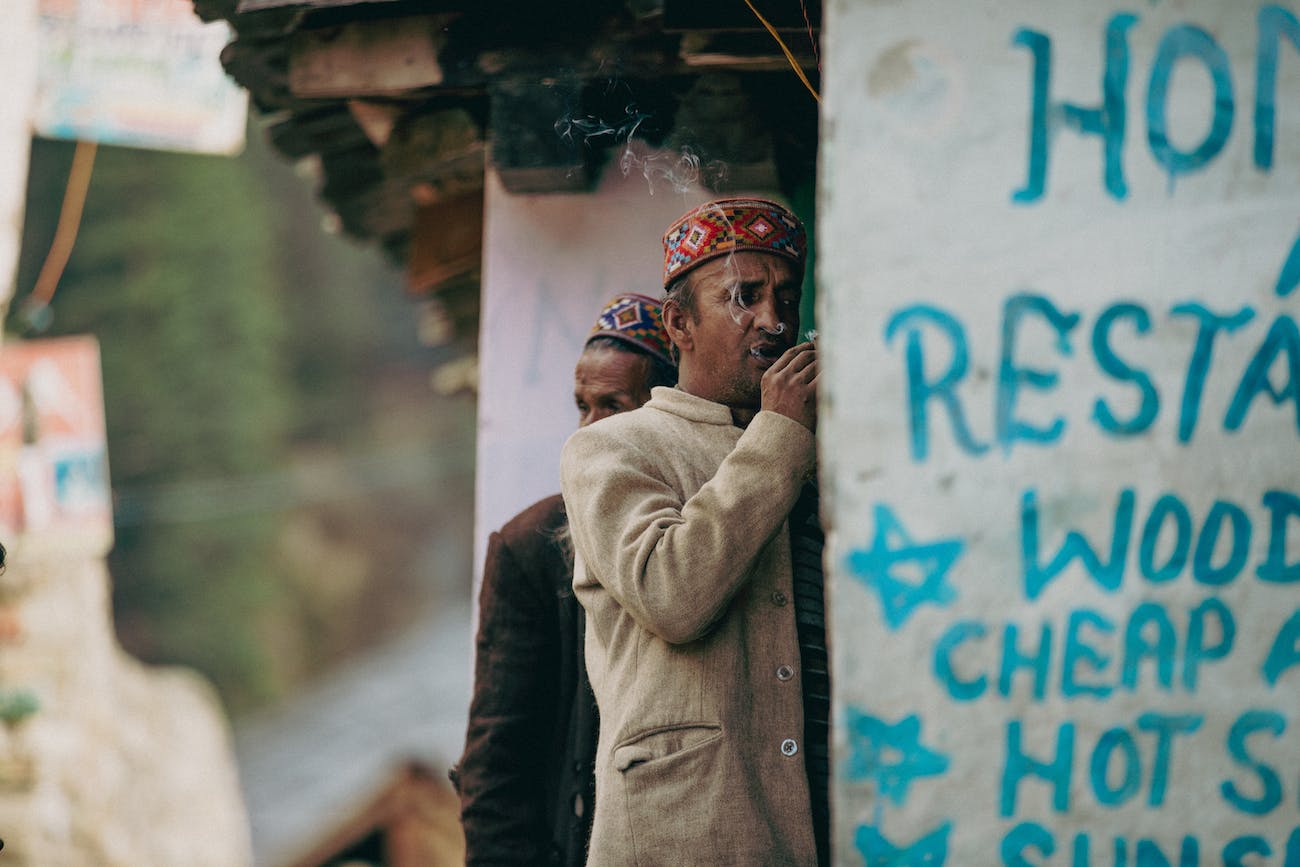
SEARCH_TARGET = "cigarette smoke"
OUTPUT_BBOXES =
[552,84,729,196]
[554,83,779,335]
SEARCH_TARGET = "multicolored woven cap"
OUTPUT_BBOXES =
[662,197,807,287]
[585,293,675,368]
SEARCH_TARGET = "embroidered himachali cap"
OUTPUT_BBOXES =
[586,293,676,368]
[662,197,807,287]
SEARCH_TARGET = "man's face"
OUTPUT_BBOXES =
[670,251,802,409]
[573,346,653,428]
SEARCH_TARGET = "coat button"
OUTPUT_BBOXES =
[780,738,799,757]
[776,665,794,681]
[771,590,788,606]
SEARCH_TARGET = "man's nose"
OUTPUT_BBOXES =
[751,296,780,333]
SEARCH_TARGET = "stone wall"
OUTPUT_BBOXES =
[0,547,251,866]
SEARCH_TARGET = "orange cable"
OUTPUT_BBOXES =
[30,140,98,308]
[798,0,821,73]
[740,0,820,103]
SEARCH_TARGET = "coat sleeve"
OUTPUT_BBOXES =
[561,410,815,644]
[457,529,558,866]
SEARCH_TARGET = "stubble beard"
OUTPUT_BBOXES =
[719,361,763,410]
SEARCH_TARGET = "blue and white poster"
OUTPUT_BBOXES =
[820,1,1300,862]
[34,0,247,155]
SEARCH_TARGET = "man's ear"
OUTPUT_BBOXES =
[662,297,694,354]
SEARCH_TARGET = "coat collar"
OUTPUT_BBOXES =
[646,386,736,426]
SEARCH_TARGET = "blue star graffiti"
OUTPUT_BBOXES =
[844,707,951,807]
[855,821,952,867]
[843,701,953,862]
[845,504,964,630]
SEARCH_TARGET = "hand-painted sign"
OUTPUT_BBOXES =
[34,0,247,155]
[821,2,1299,862]
[0,337,112,553]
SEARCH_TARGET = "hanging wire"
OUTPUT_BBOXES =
[798,0,821,74]
[740,0,821,103]
[24,140,98,331]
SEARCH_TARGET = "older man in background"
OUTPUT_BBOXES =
[456,294,676,867]
[561,198,828,866]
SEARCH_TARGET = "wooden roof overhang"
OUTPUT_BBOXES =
[191,0,821,355]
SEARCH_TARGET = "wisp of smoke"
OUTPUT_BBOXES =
[553,96,729,196]
[553,101,650,146]
[621,145,730,196]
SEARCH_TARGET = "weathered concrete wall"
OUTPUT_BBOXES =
[0,554,253,866]
[819,1,1299,862]
[0,0,37,311]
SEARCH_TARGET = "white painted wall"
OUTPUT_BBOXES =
[0,0,38,319]
[820,1,1299,862]
[473,156,713,580]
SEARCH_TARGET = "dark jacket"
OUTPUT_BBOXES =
[455,494,598,867]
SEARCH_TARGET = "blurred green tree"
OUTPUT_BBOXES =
[11,126,473,715]
[13,137,294,708]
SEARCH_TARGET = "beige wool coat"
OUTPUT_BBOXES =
[560,386,819,867]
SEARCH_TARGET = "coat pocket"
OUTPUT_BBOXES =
[612,723,727,866]
[612,722,723,773]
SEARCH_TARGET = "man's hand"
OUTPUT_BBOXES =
[761,341,817,431]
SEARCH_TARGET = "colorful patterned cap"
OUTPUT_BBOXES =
[585,293,676,368]
[662,197,807,287]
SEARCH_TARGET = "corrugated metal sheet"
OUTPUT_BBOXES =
[233,602,472,867]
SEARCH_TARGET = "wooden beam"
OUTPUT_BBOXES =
[406,191,483,296]
[663,0,821,31]
[289,14,452,98]
[488,81,592,194]
[347,99,402,147]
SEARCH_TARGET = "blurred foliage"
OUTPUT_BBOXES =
[0,688,41,726]
[8,129,469,713]
[14,138,293,708]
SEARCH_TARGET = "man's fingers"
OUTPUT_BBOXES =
[767,341,814,375]
[784,348,817,377]
[774,355,816,387]
[766,342,814,378]
[791,356,818,381]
